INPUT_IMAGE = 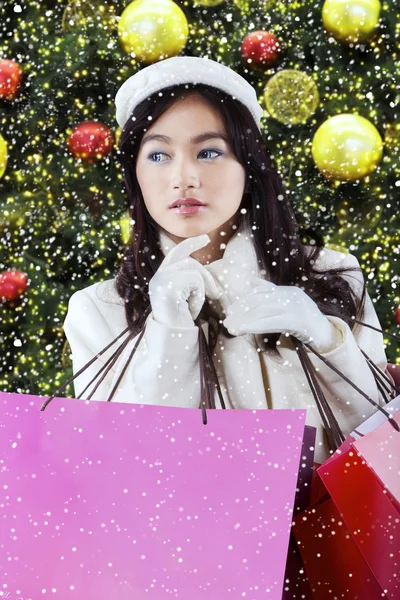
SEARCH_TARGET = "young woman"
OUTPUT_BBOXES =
[63,56,388,463]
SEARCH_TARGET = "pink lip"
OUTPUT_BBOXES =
[170,205,207,215]
[170,198,206,208]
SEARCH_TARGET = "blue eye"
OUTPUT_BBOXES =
[147,149,223,163]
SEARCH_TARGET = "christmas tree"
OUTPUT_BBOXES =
[0,0,399,400]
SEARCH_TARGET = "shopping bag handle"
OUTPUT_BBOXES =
[291,338,400,451]
[358,348,400,401]
[40,306,226,425]
[351,319,400,397]
[40,324,137,410]
[197,316,226,424]
[352,318,400,343]
[289,318,400,451]
[40,310,398,433]
[294,340,346,450]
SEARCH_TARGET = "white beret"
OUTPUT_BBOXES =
[115,55,264,132]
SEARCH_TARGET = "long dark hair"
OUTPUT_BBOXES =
[115,82,366,359]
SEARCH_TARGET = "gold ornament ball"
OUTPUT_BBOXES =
[312,114,383,181]
[322,0,381,45]
[118,0,189,63]
[264,70,320,126]
[0,134,8,179]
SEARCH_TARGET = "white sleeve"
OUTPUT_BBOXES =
[63,289,202,407]
[276,252,389,428]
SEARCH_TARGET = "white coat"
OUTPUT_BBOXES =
[63,224,388,463]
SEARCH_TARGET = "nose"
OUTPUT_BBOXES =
[172,154,200,191]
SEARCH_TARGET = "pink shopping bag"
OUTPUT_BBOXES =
[0,391,306,600]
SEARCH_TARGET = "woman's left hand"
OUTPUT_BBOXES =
[223,277,343,353]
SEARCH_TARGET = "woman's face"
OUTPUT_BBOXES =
[136,94,247,246]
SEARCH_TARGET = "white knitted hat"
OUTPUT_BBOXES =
[115,56,264,132]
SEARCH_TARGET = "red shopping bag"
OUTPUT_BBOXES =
[292,494,388,598]
[286,323,400,600]
[292,401,400,599]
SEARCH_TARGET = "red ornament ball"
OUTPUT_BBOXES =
[241,31,282,69]
[0,270,28,302]
[68,121,114,163]
[396,305,400,326]
[0,59,23,101]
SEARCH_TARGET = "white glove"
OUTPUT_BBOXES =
[223,277,343,353]
[149,234,221,329]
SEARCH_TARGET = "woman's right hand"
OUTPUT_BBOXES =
[148,234,221,328]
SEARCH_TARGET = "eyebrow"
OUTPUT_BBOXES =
[141,131,230,147]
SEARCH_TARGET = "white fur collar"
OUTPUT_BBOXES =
[158,223,263,313]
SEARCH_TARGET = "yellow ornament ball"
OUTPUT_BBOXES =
[312,114,383,181]
[322,0,381,45]
[0,134,8,179]
[118,0,189,63]
[264,70,319,126]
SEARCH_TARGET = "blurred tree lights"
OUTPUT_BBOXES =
[0,0,398,399]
